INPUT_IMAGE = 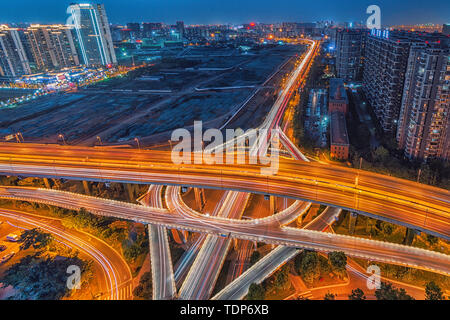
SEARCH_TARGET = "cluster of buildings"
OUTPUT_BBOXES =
[0,3,116,80]
[328,78,350,160]
[1,2,334,80]
[110,21,329,50]
[332,25,450,162]
[1,3,448,163]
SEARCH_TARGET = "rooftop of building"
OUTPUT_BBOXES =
[330,111,349,146]
[367,29,449,46]
[329,78,348,104]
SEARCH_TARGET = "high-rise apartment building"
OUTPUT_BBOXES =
[0,25,32,77]
[25,24,80,71]
[443,24,450,36]
[362,30,412,134]
[335,28,364,81]
[176,21,185,39]
[69,3,117,66]
[396,45,450,161]
[363,30,447,137]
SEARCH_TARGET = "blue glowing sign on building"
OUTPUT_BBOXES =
[371,29,390,39]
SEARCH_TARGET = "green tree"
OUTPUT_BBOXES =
[133,272,152,300]
[250,251,261,265]
[274,265,289,289]
[122,232,148,262]
[380,221,394,236]
[324,292,335,300]
[426,234,438,246]
[328,251,347,275]
[298,251,321,284]
[366,219,378,236]
[375,282,414,300]
[425,281,443,300]
[0,254,91,300]
[18,228,53,250]
[64,207,101,230]
[348,288,366,300]
[373,146,389,163]
[247,283,265,300]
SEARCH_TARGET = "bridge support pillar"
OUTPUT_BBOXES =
[194,188,205,211]
[270,196,276,215]
[404,228,418,246]
[82,180,91,195]
[43,178,51,189]
[171,229,184,245]
[126,184,136,202]
[303,204,319,225]
[348,212,358,235]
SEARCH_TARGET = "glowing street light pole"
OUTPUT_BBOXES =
[15,132,24,143]
[134,137,141,151]
[58,134,66,145]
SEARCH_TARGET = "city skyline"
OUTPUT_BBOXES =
[1,0,449,25]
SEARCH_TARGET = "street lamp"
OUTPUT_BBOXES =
[356,157,363,188]
[58,134,66,145]
[134,137,141,150]
[15,132,24,143]
[96,136,103,146]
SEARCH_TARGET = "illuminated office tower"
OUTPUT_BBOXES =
[69,3,117,66]
[0,25,31,77]
[25,24,80,71]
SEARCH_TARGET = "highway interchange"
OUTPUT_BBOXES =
[0,39,448,300]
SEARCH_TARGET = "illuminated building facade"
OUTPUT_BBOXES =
[335,28,364,81]
[363,30,412,134]
[397,45,450,161]
[25,24,80,71]
[69,3,117,66]
[0,25,32,77]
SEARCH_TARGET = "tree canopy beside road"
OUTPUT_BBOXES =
[133,271,152,300]
[375,282,414,300]
[18,228,53,251]
[425,281,444,300]
[348,288,366,300]
[0,253,92,300]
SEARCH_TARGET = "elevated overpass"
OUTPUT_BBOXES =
[0,144,448,239]
[0,186,449,276]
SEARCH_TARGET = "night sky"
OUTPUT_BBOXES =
[1,0,448,25]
